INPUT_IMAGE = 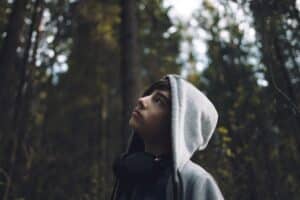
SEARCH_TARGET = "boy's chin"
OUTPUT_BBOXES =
[129,119,144,136]
[129,117,139,129]
[128,117,134,126]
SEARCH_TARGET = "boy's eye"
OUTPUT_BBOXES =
[154,96,164,105]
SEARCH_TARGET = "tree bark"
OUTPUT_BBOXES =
[4,0,43,199]
[120,0,141,150]
[0,0,29,129]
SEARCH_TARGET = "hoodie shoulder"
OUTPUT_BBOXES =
[180,160,212,182]
[180,160,224,200]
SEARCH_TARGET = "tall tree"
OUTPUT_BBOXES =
[189,0,300,199]
[120,0,141,149]
[0,0,182,199]
[0,0,29,137]
[137,0,182,84]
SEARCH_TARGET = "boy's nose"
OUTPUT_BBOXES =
[137,96,147,109]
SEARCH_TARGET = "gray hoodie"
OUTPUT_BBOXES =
[111,74,224,200]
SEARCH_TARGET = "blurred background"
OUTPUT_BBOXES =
[0,0,299,199]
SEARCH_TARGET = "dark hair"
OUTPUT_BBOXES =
[142,77,171,97]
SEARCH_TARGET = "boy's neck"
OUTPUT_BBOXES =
[144,141,171,157]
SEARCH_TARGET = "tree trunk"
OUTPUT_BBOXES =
[120,0,141,150]
[0,0,29,130]
[4,0,43,199]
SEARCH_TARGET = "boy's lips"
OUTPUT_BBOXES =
[132,109,143,119]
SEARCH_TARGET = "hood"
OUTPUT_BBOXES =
[125,74,219,172]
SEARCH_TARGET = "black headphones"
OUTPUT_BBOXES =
[113,151,173,184]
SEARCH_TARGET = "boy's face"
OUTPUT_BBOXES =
[129,89,171,144]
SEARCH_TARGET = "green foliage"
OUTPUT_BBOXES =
[0,0,182,199]
[138,0,182,85]
[190,0,300,199]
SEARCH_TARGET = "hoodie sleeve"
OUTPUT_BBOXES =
[190,175,224,200]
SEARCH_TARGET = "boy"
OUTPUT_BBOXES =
[111,74,224,200]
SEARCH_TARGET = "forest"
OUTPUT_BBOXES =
[0,0,299,199]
